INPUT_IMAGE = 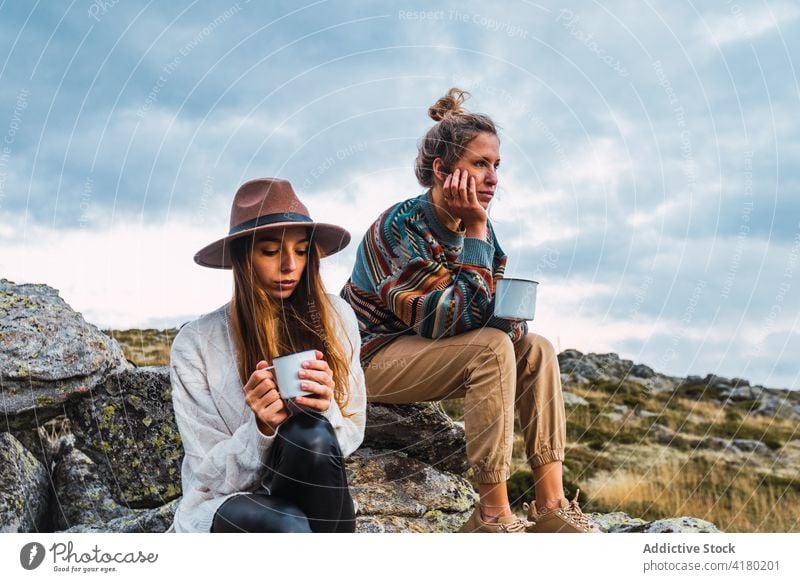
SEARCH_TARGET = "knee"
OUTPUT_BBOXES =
[268,504,313,533]
[461,327,516,389]
[245,505,310,533]
[279,411,338,456]
[521,333,558,364]
[213,496,312,533]
[468,327,516,362]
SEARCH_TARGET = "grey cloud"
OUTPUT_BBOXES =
[3,0,798,390]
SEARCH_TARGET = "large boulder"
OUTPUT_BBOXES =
[65,366,183,508]
[588,511,648,532]
[49,428,178,532]
[0,279,129,430]
[51,434,134,530]
[60,501,178,533]
[0,433,50,532]
[348,448,476,532]
[588,512,719,533]
[363,402,469,474]
[631,517,720,533]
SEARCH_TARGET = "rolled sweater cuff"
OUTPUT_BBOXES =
[247,410,278,454]
[459,237,494,268]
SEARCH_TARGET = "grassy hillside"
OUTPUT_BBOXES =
[441,378,799,532]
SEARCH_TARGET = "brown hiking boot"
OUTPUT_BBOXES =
[458,503,530,533]
[523,490,601,533]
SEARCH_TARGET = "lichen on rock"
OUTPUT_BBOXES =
[0,279,129,430]
[66,367,183,508]
[0,433,50,532]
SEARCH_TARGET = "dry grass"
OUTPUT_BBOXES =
[586,454,800,532]
[446,386,800,531]
[104,328,177,367]
[37,416,71,448]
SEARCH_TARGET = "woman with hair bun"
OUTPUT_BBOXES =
[342,88,598,533]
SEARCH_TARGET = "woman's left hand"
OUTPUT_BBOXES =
[295,350,335,412]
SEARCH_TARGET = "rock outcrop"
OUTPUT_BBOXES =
[558,349,680,394]
[362,402,469,475]
[349,448,476,532]
[559,349,800,422]
[589,512,720,533]
[65,367,183,507]
[51,434,140,530]
[0,279,751,533]
[0,278,129,430]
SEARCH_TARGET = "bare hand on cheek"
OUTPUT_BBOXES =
[442,168,487,237]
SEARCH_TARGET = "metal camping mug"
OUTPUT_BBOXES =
[493,278,538,321]
[265,349,317,399]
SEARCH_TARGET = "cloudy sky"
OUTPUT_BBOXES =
[1,1,798,390]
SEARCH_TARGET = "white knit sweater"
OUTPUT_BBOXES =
[168,294,366,533]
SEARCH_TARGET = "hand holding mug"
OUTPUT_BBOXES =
[244,360,289,436]
[294,350,334,413]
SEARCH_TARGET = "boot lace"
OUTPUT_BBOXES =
[564,489,595,530]
[498,517,532,533]
[524,489,596,531]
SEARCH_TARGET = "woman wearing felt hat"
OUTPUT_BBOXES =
[169,178,366,533]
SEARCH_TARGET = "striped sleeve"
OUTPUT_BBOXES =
[373,217,497,339]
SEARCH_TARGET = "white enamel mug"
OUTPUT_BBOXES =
[267,349,317,400]
[494,278,539,321]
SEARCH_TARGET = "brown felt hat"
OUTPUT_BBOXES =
[194,178,351,269]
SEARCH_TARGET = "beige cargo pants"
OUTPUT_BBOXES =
[364,328,566,483]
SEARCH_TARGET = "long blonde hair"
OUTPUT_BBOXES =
[228,232,352,414]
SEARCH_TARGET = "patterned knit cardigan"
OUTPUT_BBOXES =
[341,190,527,366]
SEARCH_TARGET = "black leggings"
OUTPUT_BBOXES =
[210,410,355,533]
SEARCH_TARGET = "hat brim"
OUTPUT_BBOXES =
[194,222,352,269]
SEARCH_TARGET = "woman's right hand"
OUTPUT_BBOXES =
[244,360,289,437]
[443,168,488,238]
